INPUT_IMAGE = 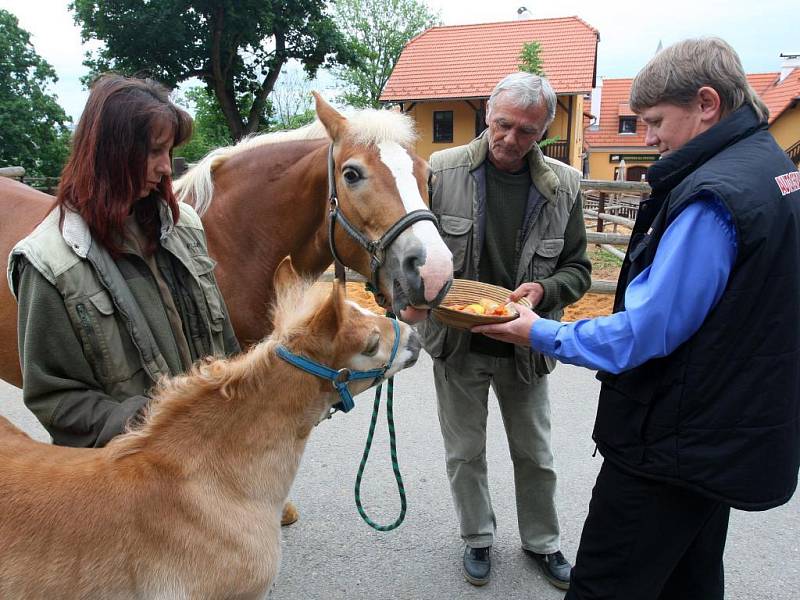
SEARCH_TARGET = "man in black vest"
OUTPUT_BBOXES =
[474,37,800,599]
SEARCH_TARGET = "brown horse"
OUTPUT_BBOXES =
[0,257,421,599]
[0,93,452,387]
[174,92,452,346]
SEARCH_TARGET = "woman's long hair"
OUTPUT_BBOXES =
[57,74,193,256]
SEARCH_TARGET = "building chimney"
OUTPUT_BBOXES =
[779,53,800,83]
[516,6,533,20]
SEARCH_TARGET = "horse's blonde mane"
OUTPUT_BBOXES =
[107,275,330,458]
[173,108,418,216]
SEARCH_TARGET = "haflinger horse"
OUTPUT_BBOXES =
[0,92,451,388]
[174,91,453,347]
[0,257,421,599]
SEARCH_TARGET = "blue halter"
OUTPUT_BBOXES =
[275,317,401,413]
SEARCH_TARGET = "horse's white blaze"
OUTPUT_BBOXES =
[378,142,453,303]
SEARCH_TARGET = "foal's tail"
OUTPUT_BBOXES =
[173,148,232,217]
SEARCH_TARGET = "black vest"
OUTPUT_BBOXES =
[594,106,800,511]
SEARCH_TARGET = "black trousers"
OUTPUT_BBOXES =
[565,459,731,600]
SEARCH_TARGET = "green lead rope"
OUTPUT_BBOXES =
[353,371,407,531]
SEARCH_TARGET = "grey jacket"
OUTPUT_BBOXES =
[8,201,240,447]
[418,132,591,382]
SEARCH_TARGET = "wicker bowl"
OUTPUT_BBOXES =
[433,279,531,330]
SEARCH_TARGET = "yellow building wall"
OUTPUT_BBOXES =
[570,94,585,168]
[588,152,615,180]
[409,101,480,161]
[587,149,656,181]
[409,95,583,169]
[769,105,800,150]
[548,102,568,140]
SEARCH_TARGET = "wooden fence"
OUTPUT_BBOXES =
[0,166,58,194]
[581,180,648,275]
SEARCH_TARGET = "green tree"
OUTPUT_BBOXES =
[519,41,546,76]
[174,86,235,162]
[70,0,354,140]
[518,40,559,149]
[175,72,318,162]
[0,9,71,177]
[270,67,315,130]
[333,0,440,108]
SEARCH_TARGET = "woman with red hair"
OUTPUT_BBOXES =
[9,74,240,447]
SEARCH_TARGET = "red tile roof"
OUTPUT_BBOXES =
[380,17,599,102]
[585,78,642,147]
[750,70,800,124]
[586,70,800,149]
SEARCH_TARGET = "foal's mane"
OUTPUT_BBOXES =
[174,108,418,217]
[107,275,331,458]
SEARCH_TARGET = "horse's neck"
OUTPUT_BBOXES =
[213,142,330,269]
[126,353,324,504]
[276,144,334,275]
[204,143,333,344]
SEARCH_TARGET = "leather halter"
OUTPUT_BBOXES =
[275,317,401,413]
[326,143,437,301]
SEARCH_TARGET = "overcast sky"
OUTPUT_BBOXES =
[2,0,797,120]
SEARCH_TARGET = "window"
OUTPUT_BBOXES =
[433,111,453,143]
[618,116,637,134]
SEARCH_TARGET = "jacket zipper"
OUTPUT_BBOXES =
[76,303,103,371]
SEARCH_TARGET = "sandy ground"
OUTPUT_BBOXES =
[327,281,615,322]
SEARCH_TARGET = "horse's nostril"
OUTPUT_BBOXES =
[402,254,422,276]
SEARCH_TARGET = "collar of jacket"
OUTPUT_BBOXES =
[61,196,178,259]
[646,105,766,198]
[465,131,560,204]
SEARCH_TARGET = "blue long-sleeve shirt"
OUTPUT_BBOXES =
[529,196,737,373]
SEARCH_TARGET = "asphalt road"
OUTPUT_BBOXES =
[1,354,797,599]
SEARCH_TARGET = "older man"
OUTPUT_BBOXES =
[475,38,800,600]
[418,72,591,589]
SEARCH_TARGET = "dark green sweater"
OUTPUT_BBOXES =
[472,161,530,356]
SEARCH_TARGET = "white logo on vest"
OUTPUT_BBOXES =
[775,171,800,196]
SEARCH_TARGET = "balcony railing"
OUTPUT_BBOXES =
[541,140,569,164]
[787,140,800,166]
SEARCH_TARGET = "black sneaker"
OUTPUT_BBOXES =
[463,545,491,586]
[526,550,571,590]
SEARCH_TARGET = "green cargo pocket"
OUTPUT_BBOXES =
[191,255,226,332]
[532,238,564,278]
[73,290,139,384]
[439,214,472,276]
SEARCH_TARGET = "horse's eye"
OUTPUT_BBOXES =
[342,167,362,185]
[362,332,380,357]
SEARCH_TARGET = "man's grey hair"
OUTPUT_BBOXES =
[487,72,557,127]
[630,37,769,122]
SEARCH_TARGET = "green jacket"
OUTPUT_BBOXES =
[8,201,240,447]
[418,132,591,382]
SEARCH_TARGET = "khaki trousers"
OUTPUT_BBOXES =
[433,351,560,552]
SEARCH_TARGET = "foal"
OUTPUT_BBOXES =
[0,259,420,599]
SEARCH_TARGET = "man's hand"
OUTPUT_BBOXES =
[510,282,544,307]
[471,303,539,347]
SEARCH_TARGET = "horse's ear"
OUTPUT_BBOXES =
[273,256,300,295]
[309,279,345,339]
[313,91,346,142]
